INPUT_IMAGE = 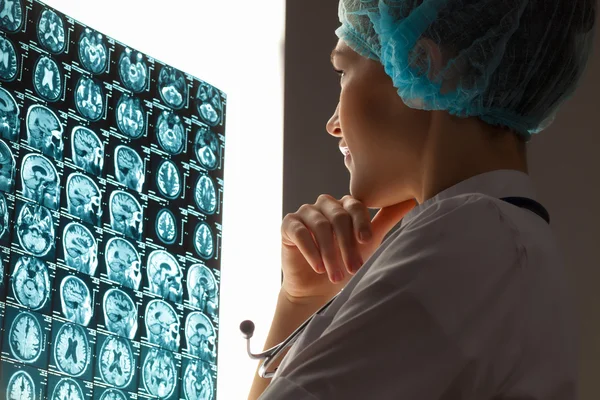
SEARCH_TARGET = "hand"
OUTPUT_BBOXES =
[280,195,416,302]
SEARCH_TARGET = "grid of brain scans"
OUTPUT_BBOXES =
[0,1,226,399]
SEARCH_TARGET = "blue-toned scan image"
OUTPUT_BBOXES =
[195,174,217,215]
[109,190,143,241]
[54,322,91,377]
[26,104,64,160]
[37,8,66,54]
[156,110,185,155]
[0,192,8,240]
[0,0,23,32]
[194,126,219,170]
[158,65,187,109]
[66,172,102,225]
[156,208,177,244]
[187,264,218,317]
[142,348,178,398]
[195,82,223,127]
[0,86,19,141]
[114,145,144,193]
[0,36,18,81]
[49,377,84,400]
[21,153,60,209]
[72,126,104,176]
[60,275,93,326]
[103,288,137,339]
[183,359,214,400]
[63,222,98,275]
[185,312,216,363]
[33,55,62,101]
[11,256,50,310]
[147,250,183,303]
[156,159,181,199]
[78,27,107,74]
[104,237,141,290]
[0,139,14,192]
[145,299,180,351]
[6,370,35,399]
[98,388,128,400]
[8,311,43,363]
[116,93,145,139]
[75,75,104,121]
[119,48,147,92]
[194,222,214,260]
[97,335,135,388]
[16,202,55,257]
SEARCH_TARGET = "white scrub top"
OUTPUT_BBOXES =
[259,170,578,399]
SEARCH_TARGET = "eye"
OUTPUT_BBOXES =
[334,69,345,77]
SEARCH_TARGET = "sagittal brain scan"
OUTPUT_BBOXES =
[156,208,177,245]
[63,222,98,275]
[12,256,50,310]
[156,110,185,155]
[103,288,138,339]
[156,159,181,199]
[187,264,218,316]
[116,93,145,139]
[66,172,102,225]
[119,48,147,92]
[33,55,62,101]
[6,371,35,400]
[72,126,104,176]
[147,250,183,303]
[60,275,93,326]
[142,348,177,398]
[195,175,217,214]
[185,312,216,363]
[21,153,60,209]
[194,222,214,259]
[194,126,219,170]
[98,335,135,388]
[0,36,18,81]
[184,359,215,400]
[0,86,19,140]
[0,192,8,239]
[114,145,144,193]
[26,104,64,160]
[196,82,223,127]
[50,378,84,400]
[0,0,23,32]
[105,237,141,290]
[8,311,43,363]
[158,66,187,109]
[16,202,55,257]
[78,28,107,74]
[37,8,66,53]
[0,139,14,192]
[145,299,180,351]
[109,190,143,240]
[75,75,104,121]
[54,323,90,377]
[99,389,128,400]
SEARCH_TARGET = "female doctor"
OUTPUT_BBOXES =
[249,0,596,399]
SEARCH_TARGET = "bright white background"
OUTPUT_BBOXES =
[42,0,286,398]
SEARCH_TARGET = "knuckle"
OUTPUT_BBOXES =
[316,194,334,204]
[313,218,332,233]
[330,210,351,226]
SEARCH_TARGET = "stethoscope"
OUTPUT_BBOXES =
[240,196,550,379]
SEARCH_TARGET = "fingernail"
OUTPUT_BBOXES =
[360,230,371,242]
[332,270,343,283]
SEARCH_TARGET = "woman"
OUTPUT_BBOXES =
[250,0,596,398]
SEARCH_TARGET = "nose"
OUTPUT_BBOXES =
[326,103,342,137]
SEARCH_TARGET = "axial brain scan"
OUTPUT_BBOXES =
[104,237,141,290]
[12,256,50,310]
[145,299,180,351]
[60,275,93,326]
[75,76,104,121]
[114,145,144,193]
[156,208,177,245]
[0,86,19,141]
[37,8,66,53]
[103,288,138,339]
[183,359,214,400]
[54,323,90,377]
[78,28,107,74]
[8,311,43,363]
[158,65,187,109]
[156,159,181,199]
[119,48,147,92]
[195,175,217,214]
[109,190,143,241]
[185,312,216,363]
[16,202,55,257]
[63,222,98,275]
[0,138,15,192]
[98,335,135,388]
[142,348,177,398]
[194,222,214,260]
[0,0,23,32]
[196,82,223,127]
[26,104,64,160]
[194,126,219,170]
[0,193,8,239]
[187,264,218,317]
[21,153,60,209]
[72,126,104,176]
[33,55,62,101]
[156,110,185,155]
[99,389,128,400]
[66,172,102,225]
[147,250,183,303]
[116,94,145,139]
[6,371,35,400]
[0,36,18,81]
[50,378,84,400]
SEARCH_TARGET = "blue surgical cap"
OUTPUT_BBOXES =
[336,0,596,137]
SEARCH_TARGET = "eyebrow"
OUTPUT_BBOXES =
[330,48,346,64]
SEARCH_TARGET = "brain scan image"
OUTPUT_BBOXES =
[103,288,138,339]
[114,145,144,193]
[145,299,180,351]
[6,371,35,400]
[66,173,102,225]
[194,222,214,260]
[63,222,98,275]
[185,312,216,363]
[98,335,135,388]
[33,55,62,101]
[75,76,104,121]
[187,264,218,316]
[156,160,181,199]
[183,359,214,400]
[194,126,219,170]
[109,190,143,241]
[72,126,104,176]
[156,209,177,245]
[78,28,107,74]
[0,86,19,141]
[37,8,66,54]
[50,378,84,400]
[16,203,55,257]
[21,153,60,209]
[156,110,185,155]
[26,104,64,160]
[0,139,14,192]
[11,256,50,310]
[195,82,223,127]
[0,0,23,32]
[0,193,7,239]
[119,48,147,93]
[116,94,145,139]
[105,237,141,290]
[0,36,18,81]
[158,65,187,109]
[99,389,127,400]
[8,311,43,363]
[147,250,183,304]
[142,348,177,398]
[60,275,93,326]
[54,323,90,377]
[194,175,217,215]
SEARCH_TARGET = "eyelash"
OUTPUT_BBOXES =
[334,69,345,77]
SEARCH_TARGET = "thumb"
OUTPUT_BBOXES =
[370,199,417,245]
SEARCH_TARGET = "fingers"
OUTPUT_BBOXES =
[340,195,372,244]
